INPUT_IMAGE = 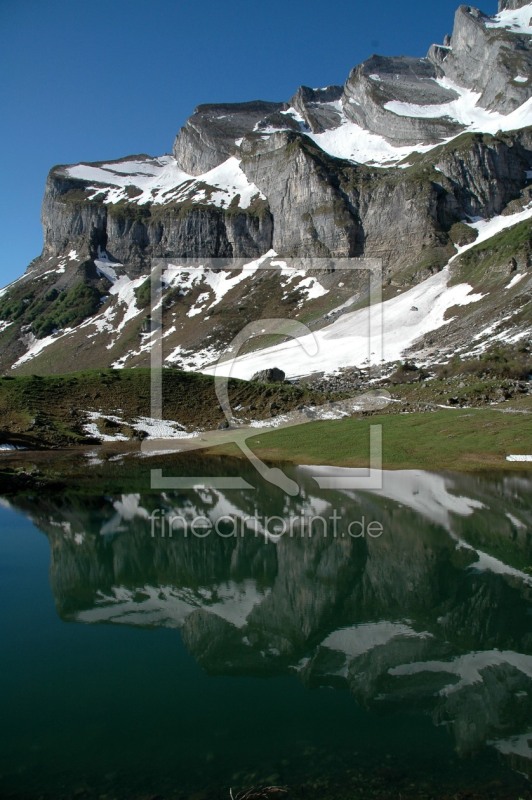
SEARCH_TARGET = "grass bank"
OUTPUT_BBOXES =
[0,368,530,474]
[210,406,532,472]
[0,368,331,448]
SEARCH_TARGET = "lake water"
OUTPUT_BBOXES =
[0,456,531,799]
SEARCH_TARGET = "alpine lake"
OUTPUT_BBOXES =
[0,449,531,800]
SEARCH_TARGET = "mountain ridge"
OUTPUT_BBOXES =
[0,0,530,382]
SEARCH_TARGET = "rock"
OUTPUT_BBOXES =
[172,100,283,175]
[41,166,273,275]
[240,131,363,258]
[434,4,532,114]
[241,129,460,271]
[433,129,532,219]
[251,368,286,383]
[289,84,344,133]
[499,0,530,10]
[343,55,463,146]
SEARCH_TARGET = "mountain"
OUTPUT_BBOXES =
[0,0,531,378]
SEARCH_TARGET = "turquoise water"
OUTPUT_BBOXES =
[0,462,531,798]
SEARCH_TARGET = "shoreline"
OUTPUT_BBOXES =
[1,405,532,496]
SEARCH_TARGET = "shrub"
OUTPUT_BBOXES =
[33,283,104,338]
[437,345,531,381]
[134,278,151,309]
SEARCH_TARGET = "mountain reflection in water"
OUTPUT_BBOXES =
[1,460,531,797]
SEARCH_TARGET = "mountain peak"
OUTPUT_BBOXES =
[0,0,530,378]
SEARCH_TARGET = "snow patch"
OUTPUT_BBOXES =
[82,412,128,442]
[204,267,483,380]
[322,621,427,659]
[166,343,221,370]
[76,579,269,630]
[505,272,526,290]
[293,276,328,304]
[486,3,532,34]
[506,512,526,530]
[491,730,532,760]
[301,467,486,530]
[131,417,195,440]
[307,115,435,166]
[468,550,532,584]
[451,204,532,263]
[390,650,532,696]
[280,106,306,125]
[13,327,75,368]
[163,252,273,325]
[95,258,121,283]
[385,77,532,136]
[66,155,264,211]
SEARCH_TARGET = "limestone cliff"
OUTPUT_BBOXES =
[0,0,530,375]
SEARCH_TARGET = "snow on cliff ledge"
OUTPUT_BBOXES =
[65,155,265,209]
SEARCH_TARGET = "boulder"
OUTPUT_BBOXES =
[251,368,286,383]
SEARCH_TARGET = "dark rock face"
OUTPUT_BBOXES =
[41,173,108,258]
[239,126,532,273]
[343,56,463,145]
[289,85,344,133]
[251,368,286,383]
[432,129,532,218]
[172,100,283,175]
[240,131,364,258]
[41,167,273,275]
[437,5,532,114]
[499,0,530,10]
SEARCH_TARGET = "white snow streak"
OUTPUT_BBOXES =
[203,268,482,380]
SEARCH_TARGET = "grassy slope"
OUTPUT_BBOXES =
[451,217,532,288]
[210,405,532,472]
[0,367,530,472]
[0,368,333,448]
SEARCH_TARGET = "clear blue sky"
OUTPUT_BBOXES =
[0,0,498,287]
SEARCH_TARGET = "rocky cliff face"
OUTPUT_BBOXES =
[0,0,530,375]
[344,56,462,144]
[436,4,532,113]
[41,159,273,274]
[172,100,283,174]
[500,0,531,10]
